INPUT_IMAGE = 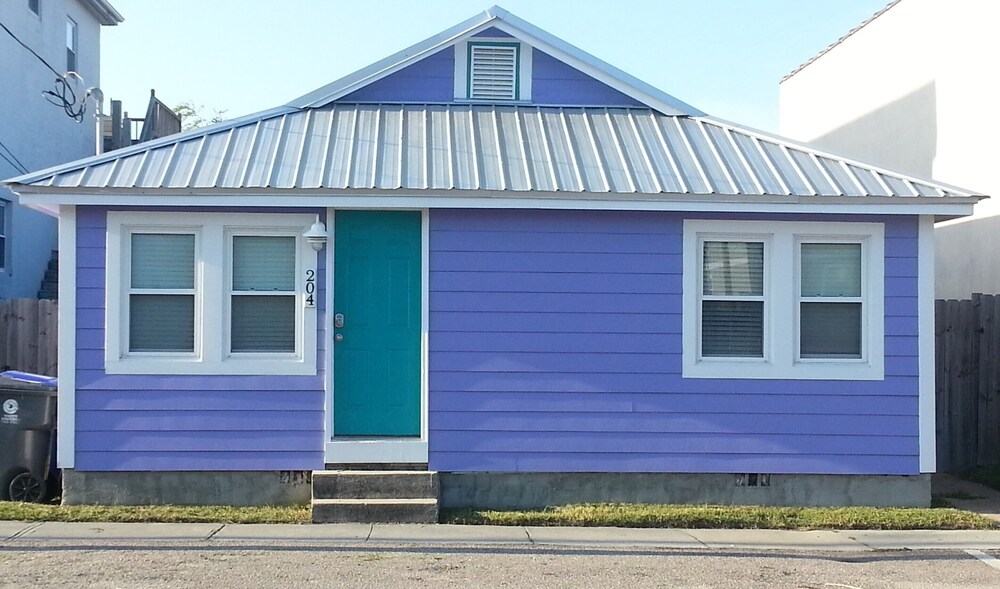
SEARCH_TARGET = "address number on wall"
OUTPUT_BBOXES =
[304,269,316,308]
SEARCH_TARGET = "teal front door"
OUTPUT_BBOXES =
[333,211,422,436]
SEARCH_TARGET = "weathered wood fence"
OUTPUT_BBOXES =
[936,294,1000,472]
[0,298,58,375]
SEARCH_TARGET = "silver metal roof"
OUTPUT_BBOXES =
[7,103,974,199]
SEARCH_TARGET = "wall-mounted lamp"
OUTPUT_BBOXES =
[303,216,327,251]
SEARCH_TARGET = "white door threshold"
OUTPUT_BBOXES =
[325,439,428,463]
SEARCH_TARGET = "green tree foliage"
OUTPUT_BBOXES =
[172,101,228,131]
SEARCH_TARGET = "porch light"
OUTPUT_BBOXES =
[303,216,328,251]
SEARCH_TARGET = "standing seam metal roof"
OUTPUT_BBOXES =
[10,103,972,198]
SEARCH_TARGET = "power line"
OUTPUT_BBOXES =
[0,19,91,122]
[0,19,61,77]
[0,151,27,176]
[0,139,28,175]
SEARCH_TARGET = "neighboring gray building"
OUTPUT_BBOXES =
[779,0,999,300]
[0,0,122,299]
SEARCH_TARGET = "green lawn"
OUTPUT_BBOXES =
[442,503,998,530]
[2,501,995,530]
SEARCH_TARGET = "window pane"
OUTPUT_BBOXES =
[130,294,194,352]
[231,295,295,352]
[702,300,763,357]
[800,302,862,358]
[131,233,195,289]
[703,241,763,296]
[233,236,295,291]
[801,243,861,297]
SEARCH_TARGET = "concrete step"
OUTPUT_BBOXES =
[312,498,439,524]
[312,470,438,500]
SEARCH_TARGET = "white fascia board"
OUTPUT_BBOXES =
[287,11,499,108]
[485,18,701,116]
[15,191,980,217]
[285,6,702,116]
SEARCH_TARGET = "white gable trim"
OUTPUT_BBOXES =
[286,6,701,116]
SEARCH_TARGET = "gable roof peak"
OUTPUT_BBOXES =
[287,6,703,117]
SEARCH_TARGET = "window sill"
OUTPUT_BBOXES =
[682,358,884,381]
[105,356,316,376]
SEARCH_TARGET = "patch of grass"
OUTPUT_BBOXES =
[443,503,998,530]
[968,465,1000,492]
[0,501,309,524]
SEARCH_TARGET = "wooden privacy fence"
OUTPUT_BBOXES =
[0,298,58,376]
[936,294,1000,472]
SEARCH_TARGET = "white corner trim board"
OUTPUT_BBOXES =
[57,205,76,469]
[918,215,936,473]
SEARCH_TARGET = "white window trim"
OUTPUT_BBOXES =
[454,38,532,102]
[106,212,318,375]
[682,219,884,380]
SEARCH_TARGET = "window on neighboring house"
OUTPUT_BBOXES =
[65,18,77,72]
[682,219,884,380]
[28,0,40,16]
[455,39,532,101]
[0,201,7,271]
[107,212,318,375]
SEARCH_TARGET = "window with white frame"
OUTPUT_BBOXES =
[106,212,318,375]
[65,18,77,72]
[682,220,884,380]
[454,39,532,101]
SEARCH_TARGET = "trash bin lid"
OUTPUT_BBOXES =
[0,371,57,394]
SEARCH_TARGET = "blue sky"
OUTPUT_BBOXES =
[100,0,890,132]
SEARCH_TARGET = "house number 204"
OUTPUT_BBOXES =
[304,269,316,308]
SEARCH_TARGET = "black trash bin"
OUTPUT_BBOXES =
[0,371,57,502]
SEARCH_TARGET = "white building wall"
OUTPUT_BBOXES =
[0,0,109,299]
[779,0,1000,299]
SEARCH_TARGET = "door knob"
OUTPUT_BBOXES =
[334,334,344,342]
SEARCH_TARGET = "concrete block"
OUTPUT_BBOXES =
[844,530,1000,550]
[213,523,372,542]
[526,526,703,548]
[369,523,529,544]
[312,498,439,524]
[439,473,931,509]
[0,521,35,540]
[19,522,219,541]
[689,529,868,551]
[312,470,438,500]
[61,470,312,506]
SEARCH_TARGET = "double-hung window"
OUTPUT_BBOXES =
[683,220,884,380]
[107,212,318,375]
[0,200,7,272]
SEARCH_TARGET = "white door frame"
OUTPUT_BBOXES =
[323,207,430,464]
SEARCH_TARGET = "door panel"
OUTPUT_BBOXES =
[333,211,421,436]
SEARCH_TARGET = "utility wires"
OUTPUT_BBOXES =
[0,19,92,122]
[0,139,28,175]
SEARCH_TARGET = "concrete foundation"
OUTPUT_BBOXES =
[439,473,932,509]
[61,470,312,506]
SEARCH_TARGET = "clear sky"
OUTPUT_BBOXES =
[99,0,891,133]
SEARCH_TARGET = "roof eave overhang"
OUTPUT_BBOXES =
[11,186,983,218]
[80,0,124,25]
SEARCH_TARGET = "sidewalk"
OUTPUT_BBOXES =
[3,520,1000,551]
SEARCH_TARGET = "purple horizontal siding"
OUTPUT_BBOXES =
[427,209,921,475]
[531,50,644,106]
[338,40,643,107]
[74,206,326,472]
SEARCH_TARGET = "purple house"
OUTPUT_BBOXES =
[3,6,982,516]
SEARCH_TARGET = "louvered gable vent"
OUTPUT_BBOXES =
[468,42,520,100]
